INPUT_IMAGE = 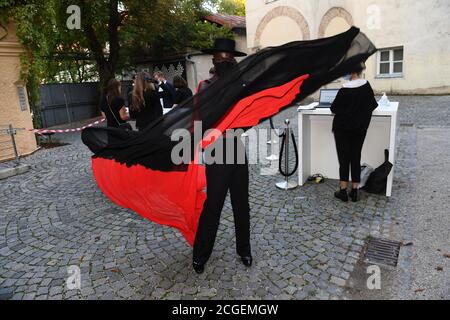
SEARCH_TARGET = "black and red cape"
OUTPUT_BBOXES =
[82,27,377,246]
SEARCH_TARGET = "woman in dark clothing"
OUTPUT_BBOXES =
[100,78,129,128]
[172,75,193,107]
[330,63,378,202]
[130,72,163,131]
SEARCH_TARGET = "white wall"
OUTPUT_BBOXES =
[185,55,212,93]
[354,0,450,94]
[246,0,450,94]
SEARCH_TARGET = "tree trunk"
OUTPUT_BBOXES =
[96,63,116,114]
[80,0,121,115]
[98,64,115,91]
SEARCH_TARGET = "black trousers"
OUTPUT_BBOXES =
[333,129,367,183]
[193,161,251,265]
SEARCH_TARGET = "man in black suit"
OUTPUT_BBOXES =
[192,38,253,275]
[154,71,176,109]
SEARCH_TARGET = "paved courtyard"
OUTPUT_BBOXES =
[0,96,449,300]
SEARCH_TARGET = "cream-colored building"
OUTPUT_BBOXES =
[0,21,37,161]
[246,0,450,94]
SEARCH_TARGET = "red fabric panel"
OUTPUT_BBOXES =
[201,74,309,148]
[92,157,206,246]
[92,74,308,246]
[196,80,206,94]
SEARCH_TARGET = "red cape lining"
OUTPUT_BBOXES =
[92,74,309,245]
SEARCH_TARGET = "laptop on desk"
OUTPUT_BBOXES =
[317,89,339,108]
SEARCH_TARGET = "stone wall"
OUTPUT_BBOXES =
[0,21,37,161]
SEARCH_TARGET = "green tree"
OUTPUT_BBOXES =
[207,0,245,16]
[0,0,234,93]
[218,0,245,16]
[121,0,234,64]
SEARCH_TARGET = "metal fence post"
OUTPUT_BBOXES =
[8,124,20,163]
[64,88,72,124]
[276,119,298,191]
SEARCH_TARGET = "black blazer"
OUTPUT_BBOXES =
[158,82,176,108]
[130,90,163,131]
[100,96,126,128]
[174,87,193,105]
[330,81,378,132]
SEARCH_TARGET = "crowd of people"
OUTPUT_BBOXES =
[100,71,195,131]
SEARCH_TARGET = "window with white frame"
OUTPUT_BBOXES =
[377,47,404,77]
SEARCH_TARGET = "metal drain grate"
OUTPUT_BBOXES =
[364,237,401,267]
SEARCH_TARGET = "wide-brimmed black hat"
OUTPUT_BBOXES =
[202,38,247,57]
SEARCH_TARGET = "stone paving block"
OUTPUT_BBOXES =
[330,276,347,287]
[0,98,444,300]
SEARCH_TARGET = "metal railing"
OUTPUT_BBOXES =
[0,124,22,163]
[276,119,299,191]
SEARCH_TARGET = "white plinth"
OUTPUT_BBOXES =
[297,102,398,197]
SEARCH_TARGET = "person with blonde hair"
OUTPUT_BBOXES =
[153,71,176,108]
[130,72,163,131]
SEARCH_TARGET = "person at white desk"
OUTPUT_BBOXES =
[330,63,378,202]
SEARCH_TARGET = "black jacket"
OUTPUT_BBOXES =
[130,90,163,131]
[158,82,176,108]
[100,96,126,128]
[174,87,193,105]
[330,81,378,132]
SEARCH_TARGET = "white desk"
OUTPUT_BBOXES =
[297,102,398,197]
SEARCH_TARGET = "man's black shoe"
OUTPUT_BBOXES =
[241,256,253,267]
[193,262,205,274]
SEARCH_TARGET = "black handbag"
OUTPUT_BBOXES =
[362,149,393,194]
[107,97,132,131]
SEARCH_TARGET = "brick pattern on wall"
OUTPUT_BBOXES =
[0,22,37,161]
[254,6,310,48]
[318,7,354,38]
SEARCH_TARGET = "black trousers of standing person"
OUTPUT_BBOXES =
[333,129,367,183]
[193,143,251,265]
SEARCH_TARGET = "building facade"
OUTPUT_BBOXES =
[0,21,37,161]
[246,0,450,94]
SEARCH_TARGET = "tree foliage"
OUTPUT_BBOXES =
[214,0,245,16]
[0,0,236,92]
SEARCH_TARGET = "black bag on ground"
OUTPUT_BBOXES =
[362,149,393,194]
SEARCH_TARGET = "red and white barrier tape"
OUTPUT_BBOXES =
[28,118,106,135]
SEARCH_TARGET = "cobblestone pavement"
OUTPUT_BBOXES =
[0,96,449,300]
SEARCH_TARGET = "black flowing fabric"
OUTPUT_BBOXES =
[82,27,377,246]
